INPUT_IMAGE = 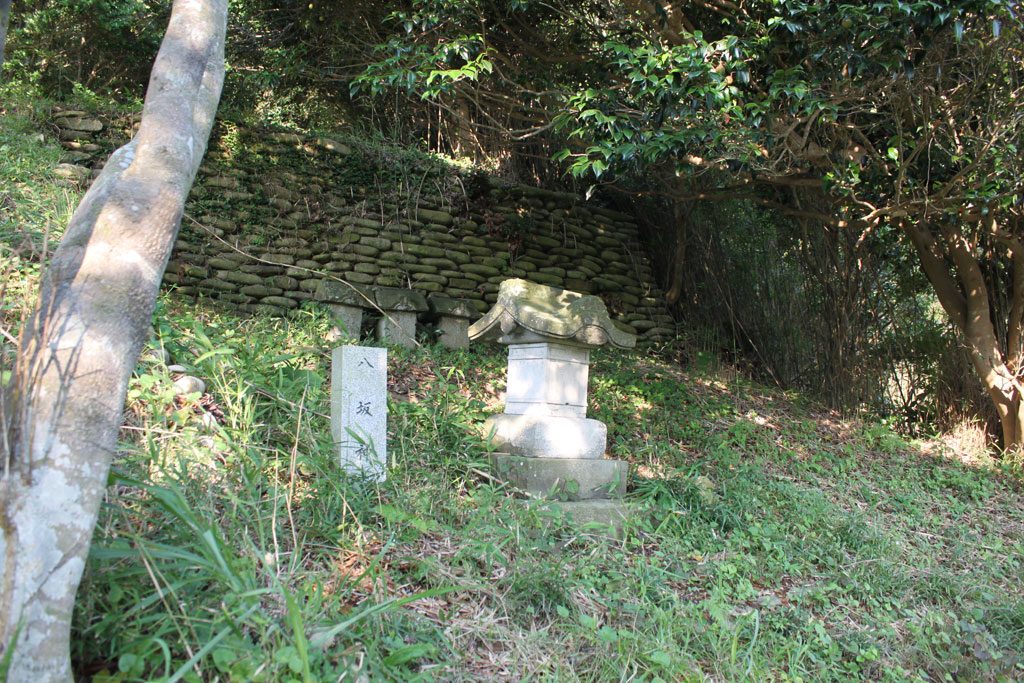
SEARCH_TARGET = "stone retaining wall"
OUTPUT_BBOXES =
[49,115,676,342]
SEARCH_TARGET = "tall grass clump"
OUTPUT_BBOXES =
[71,302,502,680]
[65,301,1024,680]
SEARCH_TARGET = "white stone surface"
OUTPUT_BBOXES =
[483,413,607,459]
[172,375,205,396]
[331,346,388,481]
[377,311,418,349]
[504,342,590,418]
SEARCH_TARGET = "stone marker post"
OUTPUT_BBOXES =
[469,279,636,531]
[331,345,388,481]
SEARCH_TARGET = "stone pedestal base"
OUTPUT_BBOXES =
[491,453,626,500]
[532,499,630,536]
[428,294,476,349]
[329,304,363,339]
[377,311,418,348]
[483,414,606,459]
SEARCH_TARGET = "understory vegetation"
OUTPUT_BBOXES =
[58,299,1022,681]
[3,74,1024,683]
[2,5,1024,678]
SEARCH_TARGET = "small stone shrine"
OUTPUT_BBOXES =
[469,279,636,529]
[374,287,428,349]
[315,280,372,339]
[331,346,388,481]
[315,282,430,349]
[427,293,478,348]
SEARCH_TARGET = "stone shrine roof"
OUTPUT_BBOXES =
[469,279,636,349]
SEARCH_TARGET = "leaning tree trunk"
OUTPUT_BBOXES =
[0,1,226,679]
[905,216,1024,450]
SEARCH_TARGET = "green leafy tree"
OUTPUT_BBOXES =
[360,0,1024,448]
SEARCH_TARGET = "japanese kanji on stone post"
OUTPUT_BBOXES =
[331,346,388,481]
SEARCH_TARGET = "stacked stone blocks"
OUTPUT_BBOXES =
[54,114,677,342]
[471,279,635,530]
[159,126,676,343]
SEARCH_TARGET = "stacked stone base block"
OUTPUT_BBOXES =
[531,499,630,535]
[483,414,607,459]
[491,453,626,500]
[491,453,629,535]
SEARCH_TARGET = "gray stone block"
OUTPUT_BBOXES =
[435,317,470,348]
[377,310,418,349]
[502,343,590,418]
[315,280,372,306]
[374,287,428,312]
[532,499,629,536]
[483,414,606,459]
[331,346,387,481]
[427,294,477,320]
[416,208,453,225]
[260,295,297,308]
[344,271,375,285]
[491,453,626,500]
[329,304,363,339]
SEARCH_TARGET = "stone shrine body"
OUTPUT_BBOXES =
[470,279,636,529]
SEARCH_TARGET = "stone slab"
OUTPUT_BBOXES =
[315,280,372,307]
[331,346,387,481]
[483,414,606,459]
[532,499,630,536]
[491,453,626,500]
[427,293,478,320]
[374,286,428,312]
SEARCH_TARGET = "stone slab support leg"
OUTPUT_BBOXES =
[437,316,470,348]
[428,293,478,349]
[377,311,418,349]
[375,286,429,349]
[329,303,363,339]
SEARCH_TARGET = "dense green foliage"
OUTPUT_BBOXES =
[3,0,1016,427]
[3,35,1024,680]
[349,0,1024,441]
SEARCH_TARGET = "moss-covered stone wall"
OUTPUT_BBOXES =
[52,115,676,342]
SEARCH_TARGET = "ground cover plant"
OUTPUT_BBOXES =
[59,299,1023,682]
[3,88,1023,683]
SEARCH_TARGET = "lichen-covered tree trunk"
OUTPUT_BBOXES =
[0,1,226,679]
[0,0,12,72]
